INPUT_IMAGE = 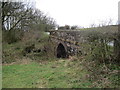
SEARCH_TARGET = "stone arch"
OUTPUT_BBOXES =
[56,43,67,58]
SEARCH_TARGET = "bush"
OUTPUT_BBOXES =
[2,30,23,44]
[2,42,24,64]
[76,29,119,88]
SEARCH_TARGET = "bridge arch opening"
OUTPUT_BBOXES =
[57,43,67,58]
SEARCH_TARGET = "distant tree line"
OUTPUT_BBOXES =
[58,25,79,30]
[2,1,57,43]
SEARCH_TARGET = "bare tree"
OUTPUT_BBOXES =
[2,1,57,43]
[89,23,96,28]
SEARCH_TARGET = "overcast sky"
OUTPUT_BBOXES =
[35,0,119,27]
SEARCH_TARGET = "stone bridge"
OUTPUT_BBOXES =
[49,30,88,58]
[48,25,118,58]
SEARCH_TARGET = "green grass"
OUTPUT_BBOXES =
[2,59,93,88]
[3,58,119,88]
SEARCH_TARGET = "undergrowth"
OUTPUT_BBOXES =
[2,31,55,64]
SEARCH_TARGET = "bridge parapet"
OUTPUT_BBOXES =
[49,30,88,43]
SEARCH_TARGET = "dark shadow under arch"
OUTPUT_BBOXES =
[57,43,67,58]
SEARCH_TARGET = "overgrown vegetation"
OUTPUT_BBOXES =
[2,1,119,89]
[2,31,55,64]
[76,26,120,88]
